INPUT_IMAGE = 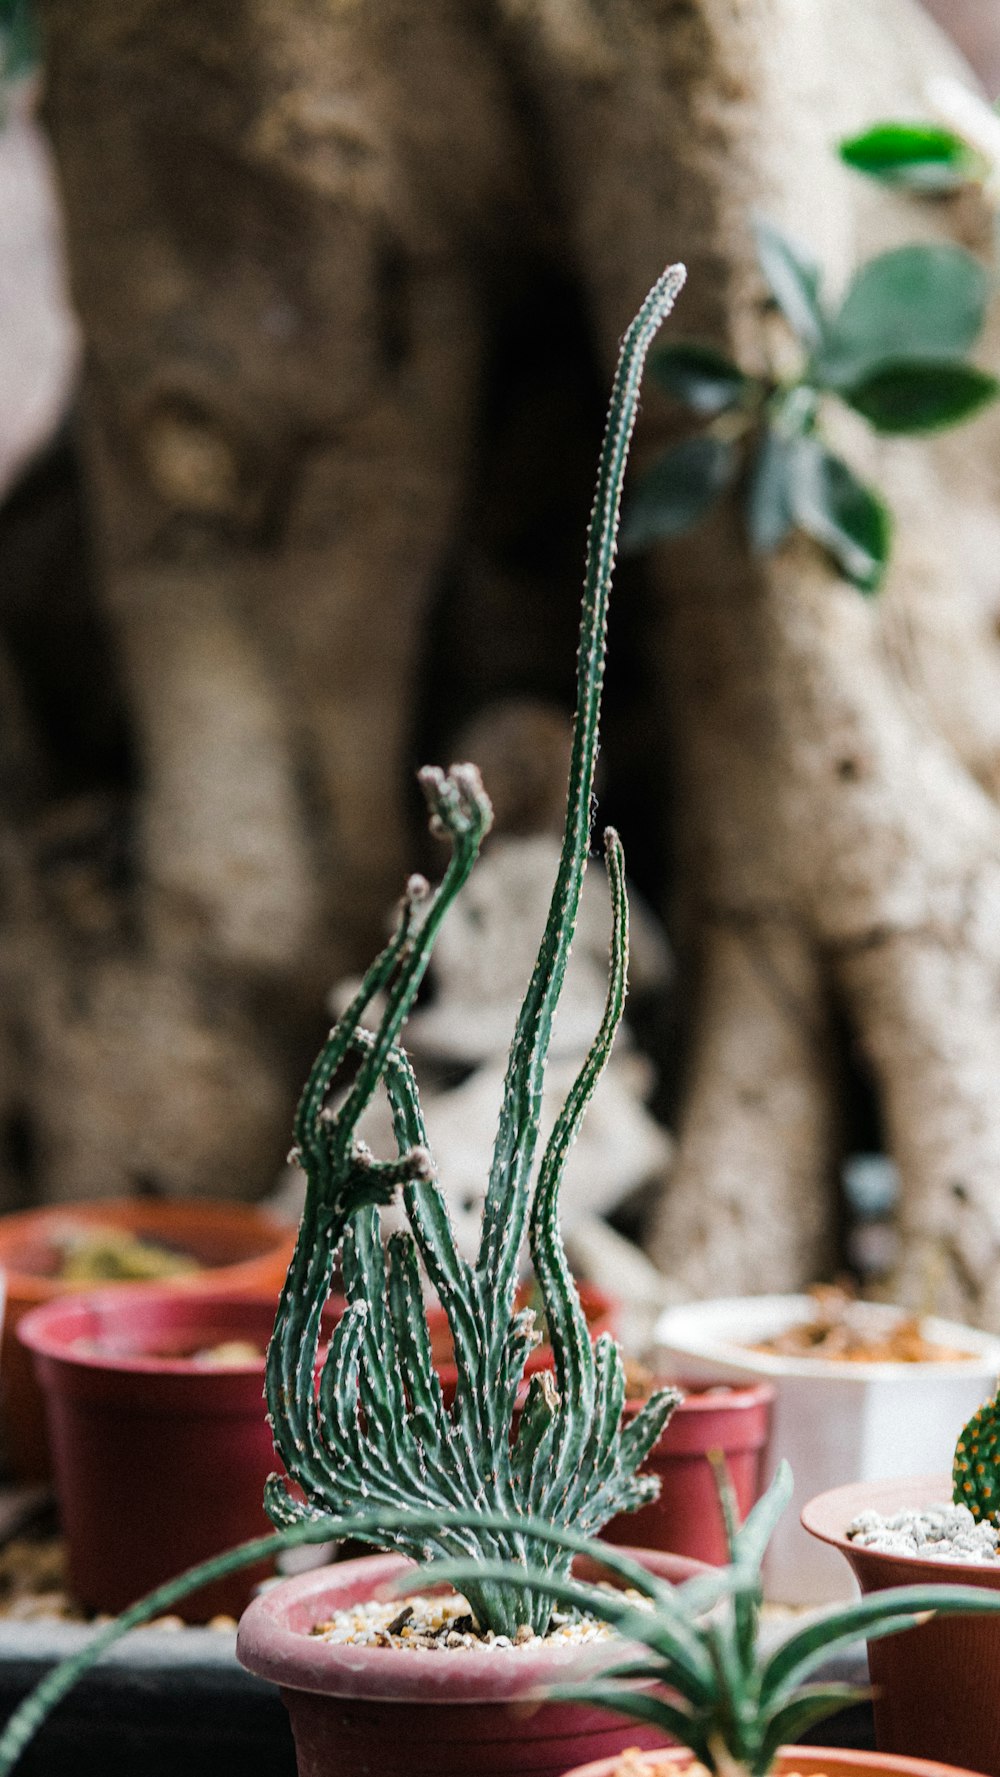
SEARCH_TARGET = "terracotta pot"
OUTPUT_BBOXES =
[602,1381,774,1565]
[802,1472,1000,1777]
[18,1287,289,1620]
[0,1198,296,1479]
[560,1744,990,1777]
[653,1296,1000,1603]
[237,1544,705,1777]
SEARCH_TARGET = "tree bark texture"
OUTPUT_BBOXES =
[8,0,1000,1324]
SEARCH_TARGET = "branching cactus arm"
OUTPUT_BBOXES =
[477,264,688,1421]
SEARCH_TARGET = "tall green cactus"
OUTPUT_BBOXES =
[265,262,688,1637]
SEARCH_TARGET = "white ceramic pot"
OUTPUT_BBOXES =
[652,1294,1000,1605]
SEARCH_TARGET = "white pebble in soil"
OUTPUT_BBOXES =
[847,1503,1000,1563]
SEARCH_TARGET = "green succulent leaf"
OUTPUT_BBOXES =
[754,219,828,351]
[841,359,999,433]
[787,436,891,593]
[759,1684,869,1769]
[649,341,752,414]
[747,429,796,553]
[838,122,977,190]
[622,434,738,551]
[815,243,990,387]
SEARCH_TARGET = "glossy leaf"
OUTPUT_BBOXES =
[788,437,891,593]
[815,243,989,387]
[839,122,976,190]
[622,434,737,551]
[649,341,751,414]
[842,359,999,433]
[754,219,827,350]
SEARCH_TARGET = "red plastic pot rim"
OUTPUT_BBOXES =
[801,1472,1000,1589]
[237,1546,707,1704]
[0,1198,295,1297]
[562,1745,995,1777]
[16,1287,285,1374]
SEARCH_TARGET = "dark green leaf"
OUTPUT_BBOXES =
[754,219,827,350]
[815,244,990,387]
[760,1685,869,1768]
[747,430,795,553]
[732,1461,794,1574]
[839,123,976,190]
[622,435,737,551]
[787,437,891,593]
[649,342,751,414]
[842,359,999,432]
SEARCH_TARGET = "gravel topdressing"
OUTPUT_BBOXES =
[310,1588,640,1650]
[847,1502,1000,1563]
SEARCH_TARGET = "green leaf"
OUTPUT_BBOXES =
[760,1685,869,1769]
[842,359,999,432]
[787,437,891,593]
[732,1461,794,1573]
[747,430,795,553]
[649,342,751,414]
[839,122,976,190]
[815,244,990,387]
[621,435,737,551]
[754,219,827,351]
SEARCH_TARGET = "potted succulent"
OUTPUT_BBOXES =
[654,1291,1000,1603]
[0,1196,296,1479]
[802,1385,1000,1777]
[417,1460,1000,1777]
[0,261,689,1777]
[17,1287,293,1619]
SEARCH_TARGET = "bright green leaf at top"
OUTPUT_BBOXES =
[842,359,999,433]
[839,122,977,191]
[753,219,827,352]
[815,243,990,388]
[649,341,751,415]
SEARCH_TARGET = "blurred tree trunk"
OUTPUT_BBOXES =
[9,0,1000,1326]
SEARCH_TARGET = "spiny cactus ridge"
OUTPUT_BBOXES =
[954,1388,1000,1522]
[265,263,687,1636]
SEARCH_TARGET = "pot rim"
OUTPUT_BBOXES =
[654,1296,1000,1382]
[237,1546,706,1703]
[624,1379,775,1416]
[561,1744,996,1777]
[0,1199,295,1301]
[16,1285,283,1375]
[801,1471,1000,1581]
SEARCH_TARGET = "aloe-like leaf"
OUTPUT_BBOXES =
[754,219,827,351]
[761,1580,1000,1703]
[546,1681,702,1747]
[622,434,737,551]
[759,1684,869,1770]
[650,341,752,414]
[839,122,977,190]
[731,1461,794,1573]
[814,243,990,387]
[841,359,999,433]
[787,436,891,593]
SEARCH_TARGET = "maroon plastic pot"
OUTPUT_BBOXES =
[19,1287,288,1620]
[602,1381,774,1565]
[237,1545,707,1777]
[802,1473,1000,1777]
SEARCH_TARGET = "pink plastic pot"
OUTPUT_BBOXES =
[602,1381,774,1565]
[237,1545,707,1777]
[560,1745,990,1777]
[803,1473,1000,1777]
[19,1288,287,1620]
